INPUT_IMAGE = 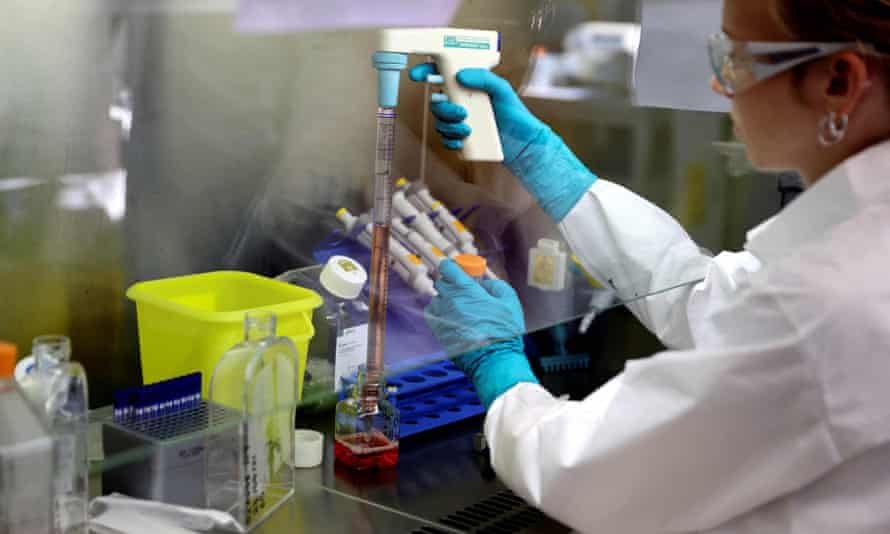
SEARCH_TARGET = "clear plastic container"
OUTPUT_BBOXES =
[0,344,55,534]
[209,311,299,528]
[334,365,399,471]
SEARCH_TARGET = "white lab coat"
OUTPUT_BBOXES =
[486,140,890,534]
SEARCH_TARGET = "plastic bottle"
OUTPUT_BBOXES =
[333,365,399,471]
[0,343,55,534]
[528,239,568,291]
[279,256,370,404]
[209,312,298,527]
[455,254,487,283]
[17,336,89,533]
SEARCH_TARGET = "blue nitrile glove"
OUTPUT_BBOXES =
[424,260,538,409]
[409,64,597,222]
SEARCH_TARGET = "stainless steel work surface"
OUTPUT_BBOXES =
[254,416,571,533]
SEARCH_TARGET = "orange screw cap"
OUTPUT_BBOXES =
[454,254,487,278]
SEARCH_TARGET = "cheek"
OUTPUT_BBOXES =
[733,79,810,166]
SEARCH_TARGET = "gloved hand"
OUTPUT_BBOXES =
[424,260,538,409]
[409,64,597,222]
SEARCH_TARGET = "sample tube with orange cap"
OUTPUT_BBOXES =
[454,254,487,283]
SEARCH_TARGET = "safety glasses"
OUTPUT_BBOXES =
[708,32,875,96]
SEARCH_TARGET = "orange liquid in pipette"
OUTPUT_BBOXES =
[334,432,399,470]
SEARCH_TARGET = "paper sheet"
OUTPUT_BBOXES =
[235,0,461,33]
[635,0,729,112]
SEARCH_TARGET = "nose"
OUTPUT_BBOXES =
[710,75,733,99]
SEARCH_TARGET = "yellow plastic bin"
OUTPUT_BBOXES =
[126,271,322,398]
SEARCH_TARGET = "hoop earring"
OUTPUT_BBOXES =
[818,111,849,147]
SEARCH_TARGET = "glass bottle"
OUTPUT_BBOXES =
[209,312,298,528]
[334,365,399,471]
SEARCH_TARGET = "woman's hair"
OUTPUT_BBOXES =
[772,0,890,53]
[772,0,890,93]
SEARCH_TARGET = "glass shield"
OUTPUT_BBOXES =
[0,0,779,405]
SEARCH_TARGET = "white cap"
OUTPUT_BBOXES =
[320,255,367,300]
[293,429,324,468]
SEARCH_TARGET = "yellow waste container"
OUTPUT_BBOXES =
[127,271,322,398]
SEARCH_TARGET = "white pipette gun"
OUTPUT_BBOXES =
[375,28,504,162]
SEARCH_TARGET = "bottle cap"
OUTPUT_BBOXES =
[293,429,324,468]
[395,177,410,189]
[320,255,368,300]
[455,254,487,278]
[0,342,17,379]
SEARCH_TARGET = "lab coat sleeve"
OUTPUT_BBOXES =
[559,179,722,349]
[485,280,844,534]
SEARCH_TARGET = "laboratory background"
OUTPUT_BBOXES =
[0,0,797,532]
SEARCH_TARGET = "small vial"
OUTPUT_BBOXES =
[454,254,487,282]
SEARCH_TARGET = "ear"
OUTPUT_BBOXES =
[801,51,872,115]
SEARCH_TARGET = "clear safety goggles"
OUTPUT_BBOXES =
[708,32,877,96]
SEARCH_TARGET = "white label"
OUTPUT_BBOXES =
[334,324,369,391]
[245,365,273,520]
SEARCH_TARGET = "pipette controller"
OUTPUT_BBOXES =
[376,28,504,162]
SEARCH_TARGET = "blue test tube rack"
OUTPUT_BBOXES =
[340,360,485,438]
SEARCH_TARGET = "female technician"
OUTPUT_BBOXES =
[419,1,890,532]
